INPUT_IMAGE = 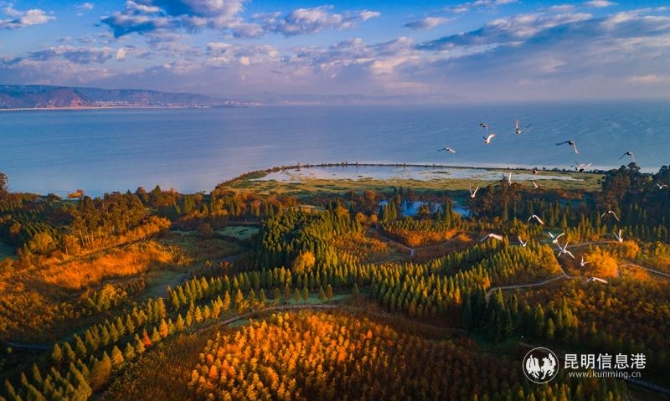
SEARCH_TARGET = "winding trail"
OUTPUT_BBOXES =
[485,274,569,300]
[620,263,670,279]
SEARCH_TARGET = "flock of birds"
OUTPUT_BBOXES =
[437,119,670,285]
[476,208,628,284]
[437,119,638,175]
[450,118,648,285]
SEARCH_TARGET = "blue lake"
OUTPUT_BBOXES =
[1,101,668,196]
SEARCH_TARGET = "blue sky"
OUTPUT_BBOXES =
[1,0,669,102]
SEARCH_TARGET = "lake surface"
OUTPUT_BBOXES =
[1,101,668,196]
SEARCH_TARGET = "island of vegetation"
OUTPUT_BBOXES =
[1,162,669,401]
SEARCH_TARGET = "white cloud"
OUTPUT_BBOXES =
[256,6,380,37]
[101,0,246,37]
[27,45,115,64]
[626,74,670,84]
[584,1,617,8]
[447,0,518,13]
[404,17,450,31]
[0,6,54,29]
[77,3,94,11]
[115,48,127,61]
[360,11,381,21]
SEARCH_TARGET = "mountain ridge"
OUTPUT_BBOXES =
[0,84,244,109]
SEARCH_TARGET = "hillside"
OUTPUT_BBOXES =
[0,84,243,109]
[1,164,670,400]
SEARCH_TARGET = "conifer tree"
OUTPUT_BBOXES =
[51,344,63,365]
[110,346,124,369]
[89,353,112,391]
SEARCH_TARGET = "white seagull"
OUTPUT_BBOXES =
[556,140,579,154]
[532,181,541,188]
[574,162,592,172]
[502,172,512,185]
[483,133,496,144]
[518,236,528,247]
[580,255,590,267]
[557,241,575,259]
[515,119,532,134]
[619,151,635,163]
[601,210,620,222]
[613,229,624,243]
[547,231,565,244]
[656,183,667,189]
[480,233,503,242]
[528,214,544,225]
[469,185,479,198]
[438,147,456,153]
[587,277,608,284]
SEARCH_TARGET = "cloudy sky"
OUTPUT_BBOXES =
[1,0,669,102]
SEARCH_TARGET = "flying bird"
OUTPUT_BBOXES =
[532,181,541,188]
[528,214,544,225]
[480,233,503,242]
[657,183,668,189]
[438,147,456,153]
[580,255,590,267]
[515,119,532,134]
[479,122,489,131]
[556,140,579,154]
[557,241,575,259]
[483,133,496,144]
[532,168,539,175]
[518,236,528,247]
[614,229,624,243]
[601,210,620,222]
[574,162,592,172]
[469,185,479,198]
[587,277,608,284]
[547,231,565,244]
[619,151,635,162]
[502,172,512,185]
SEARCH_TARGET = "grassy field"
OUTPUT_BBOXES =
[216,225,259,240]
[224,165,603,197]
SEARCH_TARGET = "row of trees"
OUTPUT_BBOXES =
[190,311,625,401]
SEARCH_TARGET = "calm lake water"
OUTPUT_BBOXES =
[1,101,668,196]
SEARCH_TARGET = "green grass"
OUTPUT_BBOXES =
[216,225,259,240]
[224,165,602,197]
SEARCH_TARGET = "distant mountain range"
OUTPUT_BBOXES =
[0,84,463,109]
[0,85,246,109]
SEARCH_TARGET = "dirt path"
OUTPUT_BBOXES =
[485,274,569,300]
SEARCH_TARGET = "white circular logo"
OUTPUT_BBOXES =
[522,347,559,384]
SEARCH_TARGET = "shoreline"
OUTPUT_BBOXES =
[7,162,612,197]
[0,105,246,112]
[222,161,608,182]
